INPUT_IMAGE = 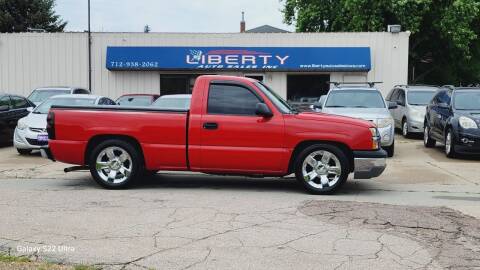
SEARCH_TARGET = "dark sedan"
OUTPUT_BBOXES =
[424,87,480,158]
[0,93,35,144]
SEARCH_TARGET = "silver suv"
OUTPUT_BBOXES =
[386,85,438,137]
[314,83,397,157]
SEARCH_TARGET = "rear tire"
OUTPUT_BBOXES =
[88,139,143,189]
[294,144,349,195]
[424,125,436,148]
[384,141,395,157]
[16,148,32,155]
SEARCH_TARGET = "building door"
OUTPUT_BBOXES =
[287,74,330,103]
[244,74,264,82]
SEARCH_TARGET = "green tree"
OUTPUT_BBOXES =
[283,0,480,85]
[0,0,66,32]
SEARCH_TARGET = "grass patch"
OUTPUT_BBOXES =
[0,252,100,270]
[0,252,30,263]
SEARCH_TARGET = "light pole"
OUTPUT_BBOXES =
[87,0,92,92]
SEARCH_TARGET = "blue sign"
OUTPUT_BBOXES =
[106,46,371,72]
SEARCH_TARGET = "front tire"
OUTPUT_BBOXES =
[402,119,410,138]
[16,148,32,155]
[445,129,457,158]
[88,139,143,189]
[424,125,436,148]
[294,144,349,195]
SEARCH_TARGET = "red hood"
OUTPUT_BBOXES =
[294,112,375,128]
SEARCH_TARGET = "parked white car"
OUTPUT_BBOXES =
[386,85,439,137]
[314,85,397,157]
[14,94,115,155]
[27,87,90,106]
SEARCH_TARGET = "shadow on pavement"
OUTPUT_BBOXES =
[57,172,371,195]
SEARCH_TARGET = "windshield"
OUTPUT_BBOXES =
[255,82,295,113]
[117,96,153,106]
[454,90,480,110]
[152,97,191,110]
[325,90,386,108]
[28,89,70,103]
[407,91,436,105]
[34,98,96,114]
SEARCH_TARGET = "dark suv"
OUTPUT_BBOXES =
[0,93,35,144]
[424,87,480,158]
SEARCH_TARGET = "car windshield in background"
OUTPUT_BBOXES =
[407,91,436,105]
[117,96,152,106]
[152,97,191,110]
[454,90,480,110]
[34,98,96,114]
[255,82,295,113]
[325,90,385,108]
[28,90,70,103]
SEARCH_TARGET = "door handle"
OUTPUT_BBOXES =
[203,122,218,130]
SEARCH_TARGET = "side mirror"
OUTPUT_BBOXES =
[255,103,273,118]
[312,102,323,110]
[27,107,34,112]
[388,101,398,109]
[0,105,9,112]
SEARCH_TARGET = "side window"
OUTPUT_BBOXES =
[0,96,11,109]
[386,89,395,101]
[390,89,399,103]
[398,90,406,106]
[207,84,261,116]
[11,96,29,109]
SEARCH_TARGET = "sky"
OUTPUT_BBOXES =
[54,0,295,33]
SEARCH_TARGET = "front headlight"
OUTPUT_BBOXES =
[17,119,28,130]
[459,116,478,129]
[377,118,394,128]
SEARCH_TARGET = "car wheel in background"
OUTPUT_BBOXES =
[402,119,410,138]
[16,148,32,155]
[424,125,436,148]
[383,141,395,157]
[294,144,349,195]
[88,139,143,189]
[445,130,457,158]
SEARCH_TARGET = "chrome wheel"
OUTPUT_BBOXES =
[301,150,341,189]
[445,132,452,155]
[402,121,408,137]
[96,146,132,184]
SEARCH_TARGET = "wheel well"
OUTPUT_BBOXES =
[288,140,354,174]
[84,135,145,165]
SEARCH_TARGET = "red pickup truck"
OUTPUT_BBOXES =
[43,75,386,194]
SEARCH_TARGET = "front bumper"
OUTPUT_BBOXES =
[407,119,424,133]
[454,131,480,154]
[353,149,387,179]
[13,128,48,150]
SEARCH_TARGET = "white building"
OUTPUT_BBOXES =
[0,29,409,101]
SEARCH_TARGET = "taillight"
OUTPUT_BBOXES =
[46,111,55,139]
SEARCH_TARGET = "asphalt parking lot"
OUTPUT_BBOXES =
[0,135,480,269]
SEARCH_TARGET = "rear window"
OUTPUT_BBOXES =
[28,89,70,103]
[117,96,153,106]
[33,98,96,114]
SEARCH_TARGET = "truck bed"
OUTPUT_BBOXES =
[49,105,189,170]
